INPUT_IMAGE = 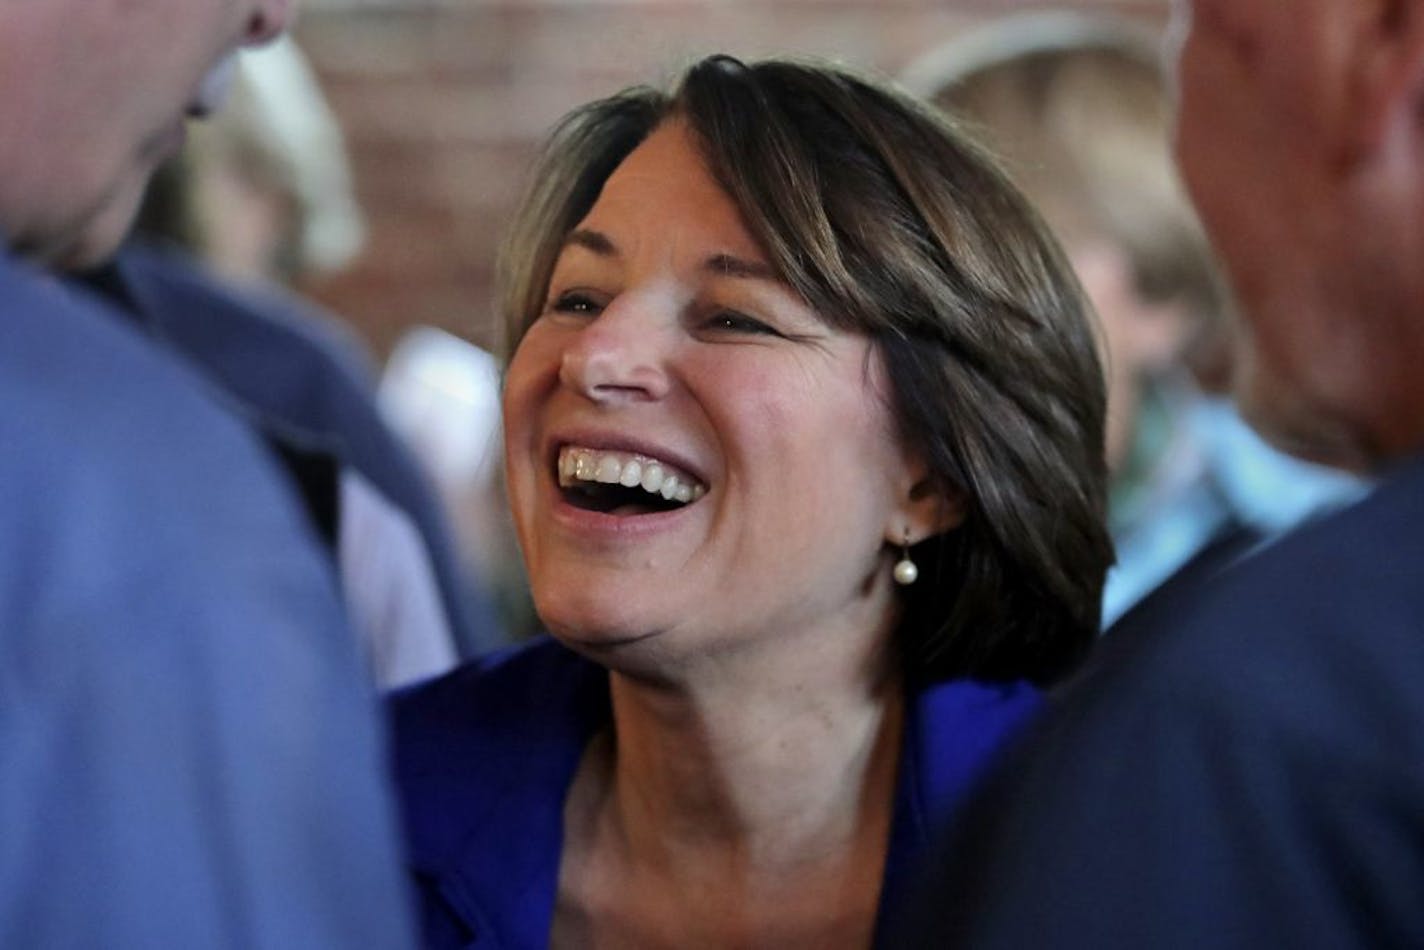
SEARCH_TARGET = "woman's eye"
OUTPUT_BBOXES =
[704,311,778,336]
[549,291,604,317]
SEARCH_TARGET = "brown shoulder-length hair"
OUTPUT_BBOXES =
[498,55,1112,687]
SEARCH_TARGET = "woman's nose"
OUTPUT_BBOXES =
[557,300,673,404]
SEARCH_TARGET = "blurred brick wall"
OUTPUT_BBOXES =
[294,0,1167,362]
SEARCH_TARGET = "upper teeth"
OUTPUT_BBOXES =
[558,446,706,504]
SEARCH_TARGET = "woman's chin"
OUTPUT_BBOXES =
[544,618,695,684]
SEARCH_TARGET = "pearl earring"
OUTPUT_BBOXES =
[893,530,918,586]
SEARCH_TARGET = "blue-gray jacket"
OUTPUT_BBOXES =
[0,249,414,947]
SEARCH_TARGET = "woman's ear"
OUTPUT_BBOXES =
[886,472,966,547]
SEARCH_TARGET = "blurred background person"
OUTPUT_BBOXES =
[0,0,415,945]
[379,325,539,640]
[139,34,366,286]
[391,55,1112,948]
[904,11,1366,627]
[148,33,530,641]
[107,36,510,674]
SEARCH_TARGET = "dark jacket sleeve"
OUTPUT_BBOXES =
[900,473,1424,950]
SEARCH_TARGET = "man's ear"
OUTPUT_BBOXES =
[886,473,966,548]
[1344,0,1424,162]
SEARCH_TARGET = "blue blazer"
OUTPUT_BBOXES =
[391,637,1041,948]
[1,248,415,947]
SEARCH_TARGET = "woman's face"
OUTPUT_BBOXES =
[502,120,925,669]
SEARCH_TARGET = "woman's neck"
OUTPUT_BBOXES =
[555,633,906,946]
[601,651,904,857]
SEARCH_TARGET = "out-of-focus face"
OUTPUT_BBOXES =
[0,0,289,268]
[502,121,926,675]
[1168,0,1380,464]
[1069,241,1190,472]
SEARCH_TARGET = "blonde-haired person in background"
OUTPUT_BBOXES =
[138,34,364,283]
[905,11,1364,627]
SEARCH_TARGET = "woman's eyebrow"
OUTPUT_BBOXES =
[562,230,776,282]
[705,253,776,282]
[563,228,618,256]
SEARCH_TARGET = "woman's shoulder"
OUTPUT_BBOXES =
[908,676,1043,809]
[388,638,606,945]
[390,638,600,734]
[915,675,1042,727]
[384,635,606,888]
[389,637,606,774]
[880,676,1045,930]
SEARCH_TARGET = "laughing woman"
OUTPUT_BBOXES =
[391,55,1111,949]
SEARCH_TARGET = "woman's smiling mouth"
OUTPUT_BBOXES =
[557,445,707,515]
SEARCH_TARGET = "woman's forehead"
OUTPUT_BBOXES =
[570,121,773,271]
